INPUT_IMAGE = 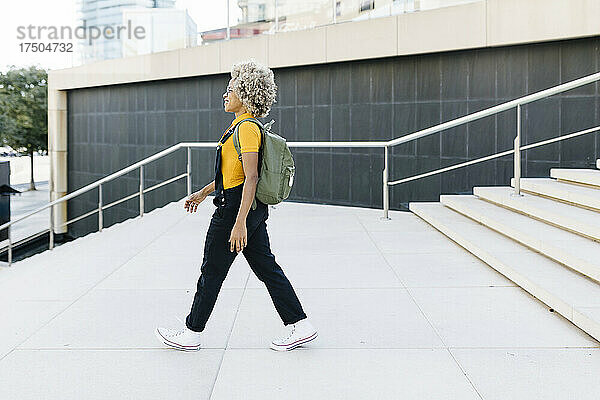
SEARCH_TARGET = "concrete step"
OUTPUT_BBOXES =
[409,202,600,342]
[512,178,600,211]
[551,168,600,188]
[439,195,600,283]
[474,186,600,241]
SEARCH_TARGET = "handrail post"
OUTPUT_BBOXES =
[513,104,523,196]
[7,225,12,266]
[139,165,144,217]
[49,200,54,250]
[381,145,390,220]
[98,183,103,232]
[187,147,191,197]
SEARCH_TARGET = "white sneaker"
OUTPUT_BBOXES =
[155,325,202,351]
[270,318,318,351]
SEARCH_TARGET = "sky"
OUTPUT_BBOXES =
[0,0,242,73]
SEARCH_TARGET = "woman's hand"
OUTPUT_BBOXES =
[229,221,247,253]
[184,190,208,213]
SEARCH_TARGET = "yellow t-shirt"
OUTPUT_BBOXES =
[218,112,262,189]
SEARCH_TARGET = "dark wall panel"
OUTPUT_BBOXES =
[67,35,600,237]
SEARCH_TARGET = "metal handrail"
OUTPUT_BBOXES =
[0,143,214,265]
[381,71,600,218]
[387,72,600,147]
[389,125,600,186]
[2,72,599,266]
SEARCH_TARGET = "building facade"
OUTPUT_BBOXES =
[50,0,600,238]
[122,8,197,57]
[77,0,178,63]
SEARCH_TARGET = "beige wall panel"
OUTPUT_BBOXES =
[48,67,87,90]
[51,151,68,193]
[48,89,67,111]
[179,44,221,77]
[48,110,67,152]
[106,55,149,84]
[50,190,68,234]
[48,109,55,153]
[143,49,181,81]
[326,16,397,63]
[398,2,487,55]
[268,27,327,68]
[51,60,118,89]
[487,0,600,46]
[219,35,269,72]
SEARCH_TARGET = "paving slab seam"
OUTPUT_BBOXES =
[0,210,187,364]
[15,344,600,350]
[445,346,600,350]
[386,285,516,289]
[271,250,384,256]
[208,270,251,400]
[15,345,472,351]
[96,286,424,290]
[14,346,229,351]
[402,287,487,400]
[356,215,487,400]
[352,215,408,287]
[222,346,448,350]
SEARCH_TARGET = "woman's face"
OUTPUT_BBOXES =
[223,79,244,113]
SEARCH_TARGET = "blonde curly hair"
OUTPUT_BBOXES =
[230,59,277,118]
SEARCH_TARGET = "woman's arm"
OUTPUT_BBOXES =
[200,180,215,196]
[229,152,259,252]
[236,152,259,222]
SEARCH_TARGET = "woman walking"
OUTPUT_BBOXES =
[155,60,317,352]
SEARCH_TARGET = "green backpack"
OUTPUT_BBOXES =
[231,117,295,210]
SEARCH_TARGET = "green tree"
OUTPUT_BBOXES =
[0,66,48,191]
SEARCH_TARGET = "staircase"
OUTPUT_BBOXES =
[409,160,600,342]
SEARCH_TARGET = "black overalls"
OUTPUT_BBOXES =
[185,123,307,332]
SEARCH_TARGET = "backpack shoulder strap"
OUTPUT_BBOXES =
[232,117,264,211]
[232,118,264,161]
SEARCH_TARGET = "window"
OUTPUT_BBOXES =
[359,0,374,12]
[257,4,265,21]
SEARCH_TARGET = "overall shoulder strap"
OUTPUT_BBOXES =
[219,125,236,146]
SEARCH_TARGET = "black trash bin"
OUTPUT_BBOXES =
[0,161,19,242]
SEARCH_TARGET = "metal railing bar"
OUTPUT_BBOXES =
[0,144,217,232]
[185,141,389,148]
[520,125,600,151]
[180,142,222,148]
[0,229,50,253]
[389,149,514,186]
[287,141,388,148]
[56,173,188,230]
[103,192,140,211]
[387,72,600,147]
[390,125,600,186]
[56,173,188,229]
[59,208,99,228]
[143,173,188,194]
